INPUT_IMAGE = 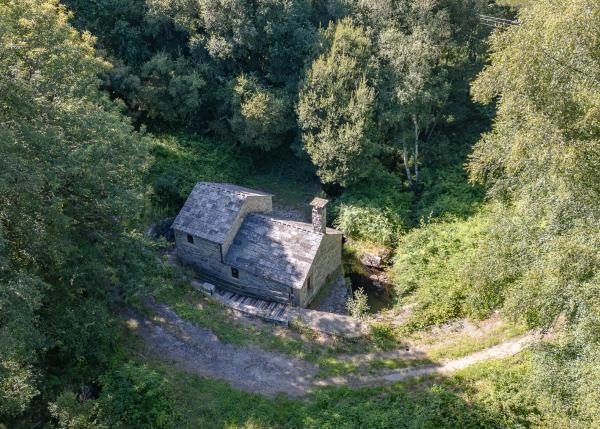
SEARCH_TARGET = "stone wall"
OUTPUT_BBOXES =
[223,266,291,303]
[298,231,343,307]
[175,230,223,274]
[175,229,291,303]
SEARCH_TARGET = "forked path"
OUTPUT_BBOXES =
[127,302,539,397]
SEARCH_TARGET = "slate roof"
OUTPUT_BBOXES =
[224,214,323,289]
[172,182,270,243]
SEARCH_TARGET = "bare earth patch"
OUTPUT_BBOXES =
[125,303,316,398]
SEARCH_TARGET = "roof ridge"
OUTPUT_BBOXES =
[252,213,321,236]
[200,182,250,197]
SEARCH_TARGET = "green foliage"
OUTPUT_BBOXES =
[49,391,98,429]
[527,330,600,426]
[346,288,370,319]
[0,0,154,422]
[138,53,207,125]
[229,74,294,150]
[369,322,401,350]
[469,0,600,329]
[0,249,44,417]
[336,205,401,247]
[415,166,484,222]
[332,173,413,245]
[96,363,175,428]
[451,356,543,428]
[392,212,492,330]
[297,18,381,186]
[466,0,600,423]
[49,363,175,429]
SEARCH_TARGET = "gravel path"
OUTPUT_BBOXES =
[316,334,538,388]
[126,303,316,397]
[127,303,539,397]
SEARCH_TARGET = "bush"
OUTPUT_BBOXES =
[346,288,370,319]
[392,211,492,330]
[48,363,176,429]
[332,172,413,246]
[415,166,484,222]
[96,363,175,429]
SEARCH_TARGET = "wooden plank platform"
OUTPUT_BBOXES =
[213,287,290,324]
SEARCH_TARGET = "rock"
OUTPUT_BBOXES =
[191,280,215,296]
[360,252,382,268]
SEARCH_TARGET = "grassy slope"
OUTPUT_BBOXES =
[147,133,320,218]
[132,340,539,429]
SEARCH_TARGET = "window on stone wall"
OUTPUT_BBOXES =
[187,234,194,244]
[307,276,313,294]
[231,267,239,279]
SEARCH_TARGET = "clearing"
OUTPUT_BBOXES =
[126,300,542,398]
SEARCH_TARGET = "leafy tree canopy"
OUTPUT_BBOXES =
[0,0,150,421]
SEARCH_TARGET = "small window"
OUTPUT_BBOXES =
[307,276,313,294]
[231,268,239,279]
[186,234,194,244]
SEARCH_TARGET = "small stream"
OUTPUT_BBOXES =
[348,271,393,313]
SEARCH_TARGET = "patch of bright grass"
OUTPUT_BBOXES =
[424,323,528,361]
[150,360,515,429]
[315,358,359,379]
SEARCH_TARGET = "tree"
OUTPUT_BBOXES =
[0,0,149,421]
[469,0,600,423]
[138,52,207,125]
[297,18,380,187]
[354,0,455,188]
[229,74,294,150]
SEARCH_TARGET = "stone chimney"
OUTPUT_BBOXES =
[309,197,328,234]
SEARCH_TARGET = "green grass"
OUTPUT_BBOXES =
[365,357,432,373]
[147,132,320,217]
[145,356,533,429]
[315,358,360,378]
[424,323,528,361]
[152,277,392,362]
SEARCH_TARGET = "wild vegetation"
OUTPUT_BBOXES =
[1,0,598,427]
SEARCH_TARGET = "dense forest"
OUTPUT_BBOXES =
[1,0,598,427]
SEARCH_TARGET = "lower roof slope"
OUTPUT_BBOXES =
[224,214,323,289]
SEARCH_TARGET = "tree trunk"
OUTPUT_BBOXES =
[412,114,420,183]
[402,138,414,187]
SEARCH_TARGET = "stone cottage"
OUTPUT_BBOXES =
[172,182,342,307]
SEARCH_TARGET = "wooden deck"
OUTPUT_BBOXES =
[213,287,291,324]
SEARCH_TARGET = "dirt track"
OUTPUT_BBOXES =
[127,302,538,397]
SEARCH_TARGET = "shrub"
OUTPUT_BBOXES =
[414,166,484,222]
[96,363,175,429]
[332,172,413,246]
[346,288,370,319]
[392,211,493,330]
